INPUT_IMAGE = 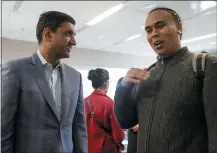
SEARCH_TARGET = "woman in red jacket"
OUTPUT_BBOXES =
[84,68,125,153]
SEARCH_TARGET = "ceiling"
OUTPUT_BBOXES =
[2,1,217,56]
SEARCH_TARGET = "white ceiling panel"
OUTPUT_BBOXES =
[182,9,217,38]
[2,1,217,56]
[104,36,157,56]
[2,1,123,41]
[13,1,123,28]
[125,1,216,20]
[75,7,147,50]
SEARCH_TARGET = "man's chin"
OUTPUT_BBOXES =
[59,53,70,59]
[64,49,72,58]
[64,54,70,58]
[155,48,167,56]
[65,52,70,58]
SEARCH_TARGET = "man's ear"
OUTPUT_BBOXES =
[176,22,182,34]
[176,22,182,39]
[43,27,53,43]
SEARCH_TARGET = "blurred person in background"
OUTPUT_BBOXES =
[114,7,217,153]
[84,68,125,153]
[127,124,138,153]
[1,11,87,153]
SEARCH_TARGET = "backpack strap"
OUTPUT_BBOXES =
[192,51,208,79]
[86,97,112,134]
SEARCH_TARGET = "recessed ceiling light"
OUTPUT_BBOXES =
[200,1,216,10]
[143,4,157,9]
[181,33,217,44]
[202,9,217,16]
[86,3,125,26]
[190,2,198,11]
[210,41,216,45]
[99,36,104,39]
[141,26,145,30]
[124,34,142,42]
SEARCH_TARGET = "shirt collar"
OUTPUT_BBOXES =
[157,46,189,61]
[91,90,107,96]
[37,50,62,68]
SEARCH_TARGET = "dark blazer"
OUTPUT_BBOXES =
[114,47,217,153]
[1,52,88,153]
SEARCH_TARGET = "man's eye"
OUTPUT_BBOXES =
[65,32,73,37]
[146,29,152,34]
[156,23,165,29]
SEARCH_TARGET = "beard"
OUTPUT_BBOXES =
[52,44,70,59]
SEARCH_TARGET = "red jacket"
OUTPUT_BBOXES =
[84,90,125,153]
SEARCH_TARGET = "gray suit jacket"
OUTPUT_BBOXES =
[1,52,88,153]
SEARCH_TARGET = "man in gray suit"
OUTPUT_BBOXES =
[1,11,88,153]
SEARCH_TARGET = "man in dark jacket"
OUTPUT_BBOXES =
[127,124,138,153]
[114,7,217,153]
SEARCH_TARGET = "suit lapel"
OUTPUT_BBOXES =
[59,65,71,124]
[29,52,60,122]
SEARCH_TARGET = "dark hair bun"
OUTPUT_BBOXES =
[87,68,109,89]
[88,69,97,80]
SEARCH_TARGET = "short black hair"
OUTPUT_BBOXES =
[36,11,76,44]
[149,7,182,25]
[88,68,109,89]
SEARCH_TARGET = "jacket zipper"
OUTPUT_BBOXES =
[146,60,166,153]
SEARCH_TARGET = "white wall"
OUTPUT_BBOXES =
[2,38,156,69]
[80,68,128,99]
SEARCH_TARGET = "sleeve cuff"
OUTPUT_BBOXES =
[116,77,134,88]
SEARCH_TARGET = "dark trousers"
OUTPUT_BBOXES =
[127,130,137,153]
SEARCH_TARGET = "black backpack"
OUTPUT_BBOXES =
[192,51,208,79]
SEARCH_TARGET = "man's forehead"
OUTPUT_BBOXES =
[59,22,75,32]
[145,10,172,26]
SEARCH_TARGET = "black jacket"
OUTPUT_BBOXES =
[127,129,137,153]
[114,47,217,153]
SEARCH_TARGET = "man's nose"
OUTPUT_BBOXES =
[151,28,160,38]
[69,36,76,46]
